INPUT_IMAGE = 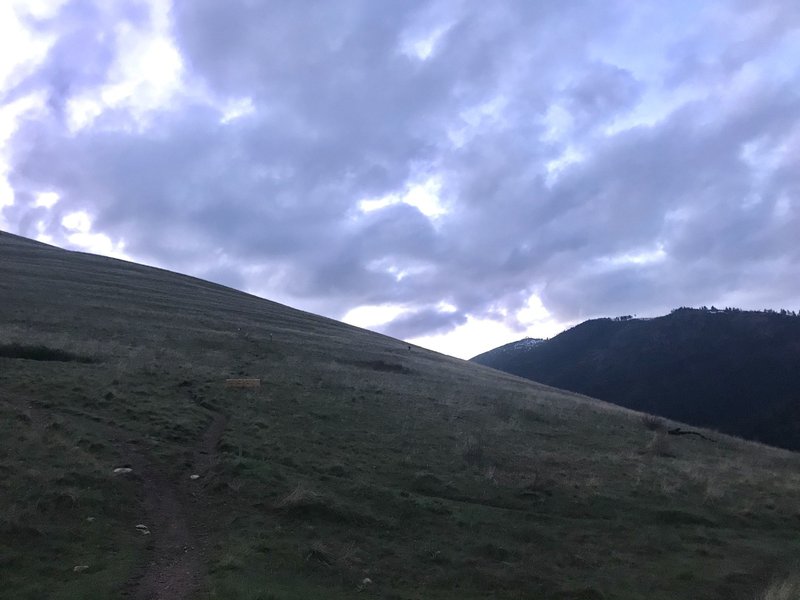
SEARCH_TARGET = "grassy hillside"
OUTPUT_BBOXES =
[472,309,800,451]
[2,230,800,600]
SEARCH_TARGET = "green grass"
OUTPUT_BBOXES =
[2,230,800,599]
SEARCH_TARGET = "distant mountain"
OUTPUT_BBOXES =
[484,337,546,355]
[473,308,800,450]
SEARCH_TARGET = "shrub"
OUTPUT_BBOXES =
[0,343,95,363]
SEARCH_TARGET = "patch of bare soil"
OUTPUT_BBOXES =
[128,410,228,600]
[128,459,201,600]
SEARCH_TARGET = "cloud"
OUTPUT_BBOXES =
[2,0,799,350]
[378,306,468,340]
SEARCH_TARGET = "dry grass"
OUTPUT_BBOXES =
[305,540,359,568]
[461,432,486,466]
[641,413,667,432]
[493,397,515,422]
[274,484,324,511]
[646,430,675,457]
[757,574,800,600]
[305,541,335,565]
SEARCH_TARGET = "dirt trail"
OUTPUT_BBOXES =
[129,457,201,600]
[129,409,228,600]
[1,391,227,600]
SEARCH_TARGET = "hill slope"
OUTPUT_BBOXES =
[3,230,800,599]
[472,309,800,450]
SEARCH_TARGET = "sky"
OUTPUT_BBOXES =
[1,1,799,359]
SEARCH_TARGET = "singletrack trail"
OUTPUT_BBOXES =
[130,410,228,600]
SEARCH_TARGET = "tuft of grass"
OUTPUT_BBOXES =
[461,432,486,466]
[646,430,675,457]
[641,413,667,432]
[274,484,325,512]
[273,484,376,526]
[493,397,514,422]
[758,574,800,600]
[305,541,335,566]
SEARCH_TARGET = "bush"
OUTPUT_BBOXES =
[0,343,95,363]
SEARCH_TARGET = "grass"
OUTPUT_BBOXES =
[3,229,800,598]
[758,574,800,600]
[641,413,667,432]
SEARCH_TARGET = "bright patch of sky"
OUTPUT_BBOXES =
[400,25,451,61]
[365,258,433,283]
[60,210,129,259]
[542,104,573,141]
[66,22,184,132]
[358,177,447,219]
[408,311,568,360]
[545,146,584,186]
[405,294,569,359]
[0,4,56,89]
[342,304,409,329]
[220,97,255,124]
[398,1,454,61]
[0,4,54,224]
[34,191,60,209]
[599,245,668,269]
[0,180,12,229]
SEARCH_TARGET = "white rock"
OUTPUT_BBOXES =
[189,474,200,480]
[73,565,89,573]
[86,517,95,522]
[113,467,133,474]
[135,524,150,535]
[362,578,372,585]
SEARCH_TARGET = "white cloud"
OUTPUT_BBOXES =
[0,3,56,90]
[220,96,255,124]
[61,210,129,259]
[34,191,59,208]
[358,177,448,219]
[342,304,409,329]
[408,311,567,360]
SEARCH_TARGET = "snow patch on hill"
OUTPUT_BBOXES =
[512,337,544,351]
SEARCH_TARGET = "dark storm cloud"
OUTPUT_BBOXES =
[3,0,800,342]
[378,307,468,340]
